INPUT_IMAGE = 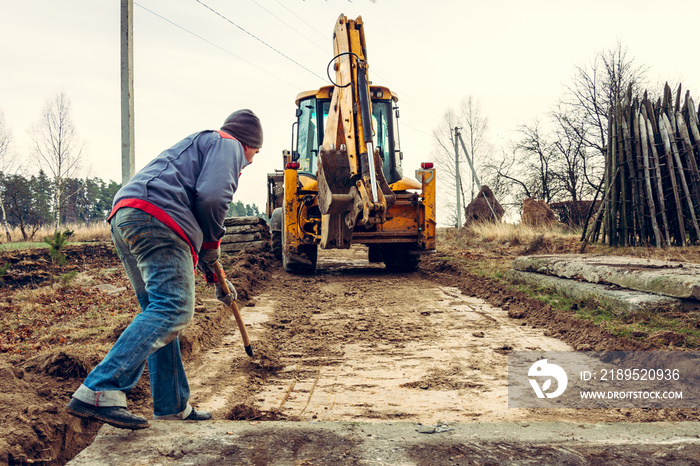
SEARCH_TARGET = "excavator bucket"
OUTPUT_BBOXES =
[317,148,355,249]
[317,149,353,216]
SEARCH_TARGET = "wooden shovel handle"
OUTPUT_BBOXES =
[211,261,253,357]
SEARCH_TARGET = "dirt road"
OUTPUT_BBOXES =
[68,246,700,465]
[185,247,679,425]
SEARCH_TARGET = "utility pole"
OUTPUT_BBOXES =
[454,127,462,228]
[456,130,498,221]
[121,0,135,186]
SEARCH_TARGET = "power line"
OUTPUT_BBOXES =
[194,0,326,82]
[133,2,300,89]
[141,0,441,134]
[248,0,328,54]
[228,1,443,126]
[272,0,330,44]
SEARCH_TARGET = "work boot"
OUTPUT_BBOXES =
[184,409,212,421]
[66,398,150,430]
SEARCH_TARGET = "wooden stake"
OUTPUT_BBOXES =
[639,110,662,247]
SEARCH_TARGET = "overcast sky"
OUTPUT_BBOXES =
[2,0,700,212]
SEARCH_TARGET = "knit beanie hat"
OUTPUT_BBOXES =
[221,109,263,148]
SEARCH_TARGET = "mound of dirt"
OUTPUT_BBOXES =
[245,342,284,373]
[24,351,100,379]
[223,403,282,421]
[0,242,275,464]
[0,243,120,290]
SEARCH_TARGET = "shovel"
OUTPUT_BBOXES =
[211,261,254,357]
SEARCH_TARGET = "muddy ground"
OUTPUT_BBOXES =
[0,242,698,464]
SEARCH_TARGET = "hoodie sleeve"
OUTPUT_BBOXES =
[194,132,250,250]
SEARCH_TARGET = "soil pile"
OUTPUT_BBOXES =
[0,243,274,465]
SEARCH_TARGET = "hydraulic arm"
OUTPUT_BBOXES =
[317,14,395,249]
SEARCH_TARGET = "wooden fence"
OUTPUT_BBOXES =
[586,83,700,247]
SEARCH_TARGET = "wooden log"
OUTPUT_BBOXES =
[659,113,687,245]
[582,167,620,253]
[675,111,700,210]
[220,232,264,244]
[599,107,615,245]
[686,97,700,180]
[644,111,672,246]
[632,107,648,244]
[579,176,604,242]
[663,83,672,113]
[223,216,266,227]
[221,240,267,253]
[620,115,633,244]
[225,224,266,235]
[609,107,623,245]
[662,114,700,242]
[686,96,700,153]
[639,110,662,247]
[643,92,660,136]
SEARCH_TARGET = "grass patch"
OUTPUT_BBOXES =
[0,222,110,247]
[516,282,700,348]
[436,224,700,349]
[0,242,48,251]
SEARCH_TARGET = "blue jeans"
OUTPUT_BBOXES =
[72,207,196,419]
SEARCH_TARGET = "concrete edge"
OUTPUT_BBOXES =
[67,421,700,465]
[512,255,699,299]
[507,269,681,313]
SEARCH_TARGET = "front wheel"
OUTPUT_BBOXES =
[271,230,282,260]
[270,208,283,260]
[282,221,317,274]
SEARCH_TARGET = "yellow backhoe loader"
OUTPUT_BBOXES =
[266,14,436,273]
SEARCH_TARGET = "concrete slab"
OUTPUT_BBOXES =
[508,269,682,313]
[67,421,700,465]
[512,254,700,299]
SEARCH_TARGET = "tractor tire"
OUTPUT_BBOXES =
[270,208,283,260]
[281,221,317,274]
[271,230,282,260]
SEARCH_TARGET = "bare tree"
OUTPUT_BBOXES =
[30,91,84,227]
[486,143,532,209]
[551,107,589,202]
[558,40,647,189]
[515,121,561,203]
[431,96,492,226]
[488,41,646,218]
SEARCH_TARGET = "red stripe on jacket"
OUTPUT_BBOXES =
[108,199,199,267]
[216,130,234,140]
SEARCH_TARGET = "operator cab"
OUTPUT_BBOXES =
[291,85,404,185]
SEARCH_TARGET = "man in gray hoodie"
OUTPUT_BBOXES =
[66,110,263,429]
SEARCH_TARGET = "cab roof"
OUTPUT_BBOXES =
[295,85,398,106]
